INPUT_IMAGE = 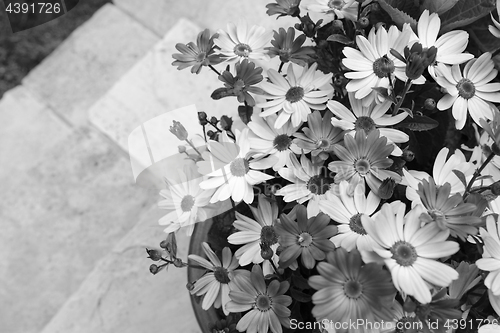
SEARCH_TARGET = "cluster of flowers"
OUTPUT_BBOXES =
[152,0,500,332]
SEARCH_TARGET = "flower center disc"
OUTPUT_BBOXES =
[349,213,367,235]
[354,116,376,133]
[285,86,305,103]
[255,294,272,311]
[273,134,292,151]
[181,195,195,212]
[354,159,371,176]
[298,232,313,247]
[213,266,231,284]
[233,43,252,57]
[261,225,279,246]
[373,56,395,78]
[196,51,207,62]
[390,241,417,266]
[316,138,331,150]
[328,0,344,10]
[344,280,363,298]
[456,78,475,99]
[429,209,447,230]
[230,158,250,177]
[307,175,334,195]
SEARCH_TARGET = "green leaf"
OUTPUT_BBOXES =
[468,16,500,53]
[440,0,496,34]
[395,115,439,131]
[238,105,253,125]
[326,34,353,45]
[290,288,312,303]
[378,0,418,31]
[452,169,468,188]
[421,0,459,15]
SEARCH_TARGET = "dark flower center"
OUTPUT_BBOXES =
[285,86,305,103]
[328,0,344,10]
[354,116,376,133]
[213,266,231,284]
[181,195,195,212]
[316,138,331,150]
[261,225,279,246]
[273,134,292,151]
[307,175,334,195]
[349,213,367,235]
[230,158,250,177]
[298,232,313,247]
[373,56,395,78]
[255,294,272,311]
[390,241,417,266]
[233,79,246,92]
[196,51,207,62]
[456,78,475,99]
[344,280,363,298]
[354,159,371,176]
[234,43,252,57]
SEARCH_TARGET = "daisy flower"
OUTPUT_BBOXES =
[172,29,223,74]
[159,165,215,235]
[266,0,301,17]
[275,153,336,217]
[227,195,280,275]
[435,53,500,129]
[342,25,418,106]
[403,147,472,204]
[275,204,337,269]
[319,181,380,251]
[198,129,276,204]
[328,129,402,196]
[409,10,473,76]
[226,265,292,333]
[304,0,359,24]
[417,178,482,240]
[247,113,302,171]
[214,22,272,63]
[327,92,409,155]
[308,248,396,329]
[256,63,334,129]
[293,110,344,158]
[362,202,460,304]
[188,243,249,315]
[266,27,315,66]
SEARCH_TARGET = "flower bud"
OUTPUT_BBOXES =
[178,145,187,153]
[210,116,218,124]
[492,181,500,196]
[332,20,343,30]
[424,98,436,110]
[169,120,189,140]
[260,244,274,260]
[198,111,208,125]
[402,149,415,162]
[220,115,233,131]
[186,281,195,291]
[378,178,396,199]
[146,248,163,261]
[150,264,160,275]
[492,142,500,156]
[357,17,369,28]
[160,239,168,249]
[404,44,437,80]
[174,258,184,267]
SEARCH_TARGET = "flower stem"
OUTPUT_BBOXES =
[202,124,207,142]
[392,79,412,116]
[464,152,495,197]
[209,65,221,76]
[278,61,284,73]
[184,139,203,157]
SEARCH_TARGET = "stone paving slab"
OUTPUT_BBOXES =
[0,112,157,333]
[113,0,297,37]
[22,4,159,128]
[40,206,200,333]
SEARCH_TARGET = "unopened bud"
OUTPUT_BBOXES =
[207,130,216,139]
[358,17,369,28]
[174,258,184,267]
[150,264,160,275]
[332,20,343,30]
[492,181,500,196]
[424,98,436,110]
[169,120,189,140]
[160,239,168,249]
[198,112,208,125]
[403,298,417,313]
[492,142,500,156]
[210,116,218,124]
[378,178,396,199]
[402,149,415,162]
[220,115,233,131]
[186,281,195,291]
[178,145,186,153]
[146,248,163,261]
[260,244,274,260]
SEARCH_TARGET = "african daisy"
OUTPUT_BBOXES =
[435,53,500,129]
[256,63,334,129]
[362,202,460,304]
[304,0,359,24]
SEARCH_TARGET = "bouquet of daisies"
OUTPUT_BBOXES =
[146,0,500,332]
